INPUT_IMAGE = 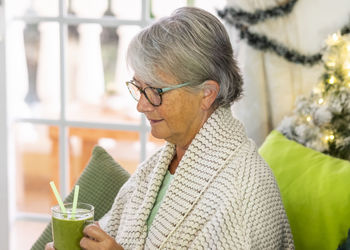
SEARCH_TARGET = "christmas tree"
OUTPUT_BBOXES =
[278,32,350,161]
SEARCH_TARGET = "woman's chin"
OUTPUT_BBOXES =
[150,129,166,140]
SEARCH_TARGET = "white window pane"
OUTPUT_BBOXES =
[111,0,142,20]
[68,127,141,188]
[150,0,227,19]
[68,0,142,20]
[7,21,60,119]
[151,0,187,19]
[8,0,59,17]
[15,123,58,214]
[98,132,141,174]
[11,220,47,250]
[66,24,141,124]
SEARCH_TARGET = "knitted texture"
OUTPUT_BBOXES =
[31,146,130,250]
[102,107,294,249]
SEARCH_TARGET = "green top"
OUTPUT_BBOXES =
[147,170,174,233]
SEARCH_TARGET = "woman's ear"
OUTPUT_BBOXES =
[201,80,220,110]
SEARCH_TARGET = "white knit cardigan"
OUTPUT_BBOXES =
[100,107,294,249]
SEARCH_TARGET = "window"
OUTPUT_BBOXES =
[0,0,226,249]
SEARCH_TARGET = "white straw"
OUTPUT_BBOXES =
[72,185,80,219]
[49,181,66,214]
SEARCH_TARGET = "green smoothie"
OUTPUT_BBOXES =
[51,203,94,250]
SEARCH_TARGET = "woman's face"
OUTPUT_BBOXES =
[134,75,206,147]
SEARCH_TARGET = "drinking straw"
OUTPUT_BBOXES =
[49,181,66,214]
[72,185,80,219]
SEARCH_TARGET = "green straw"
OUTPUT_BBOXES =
[72,185,80,219]
[49,181,66,214]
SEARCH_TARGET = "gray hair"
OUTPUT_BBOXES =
[127,7,243,108]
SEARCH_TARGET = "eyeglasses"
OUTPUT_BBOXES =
[126,79,192,106]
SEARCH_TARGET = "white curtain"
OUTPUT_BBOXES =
[226,0,350,145]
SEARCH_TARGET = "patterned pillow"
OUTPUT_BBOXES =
[259,130,350,250]
[31,145,130,250]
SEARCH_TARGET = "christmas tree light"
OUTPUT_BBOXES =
[278,32,350,161]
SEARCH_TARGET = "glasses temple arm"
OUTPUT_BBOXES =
[161,82,191,93]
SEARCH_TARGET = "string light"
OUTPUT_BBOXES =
[325,134,335,142]
[344,62,350,70]
[306,116,312,123]
[332,33,339,41]
[312,87,319,93]
[326,32,341,46]
[324,130,335,143]
[326,61,336,68]
[328,76,336,84]
[318,98,324,104]
[312,84,324,94]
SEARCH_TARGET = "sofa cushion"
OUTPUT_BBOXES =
[259,130,350,250]
[31,145,130,250]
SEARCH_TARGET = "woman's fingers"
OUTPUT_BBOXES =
[80,224,123,249]
[80,236,101,249]
[80,236,123,250]
[83,223,107,242]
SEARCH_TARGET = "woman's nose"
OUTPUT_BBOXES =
[136,93,154,113]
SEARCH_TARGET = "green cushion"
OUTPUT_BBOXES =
[31,146,130,250]
[259,130,350,250]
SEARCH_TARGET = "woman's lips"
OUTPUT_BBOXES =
[149,119,163,125]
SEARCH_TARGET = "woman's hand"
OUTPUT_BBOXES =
[45,242,55,250]
[80,223,123,250]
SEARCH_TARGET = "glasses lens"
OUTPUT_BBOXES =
[127,82,141,101]
[145,87,161,106]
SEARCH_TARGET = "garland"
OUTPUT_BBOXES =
[218,3,350,66]
[233,23,322,66]
[218,0,298,25]
[341,24,350,35]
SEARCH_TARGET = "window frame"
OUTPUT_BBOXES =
[2,0,153,248]
[13,0,152,213]
[0,1,10,249]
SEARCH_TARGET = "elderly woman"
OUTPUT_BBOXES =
[47,6,294,250]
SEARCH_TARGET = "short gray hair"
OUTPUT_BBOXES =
[127,7,243,108]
